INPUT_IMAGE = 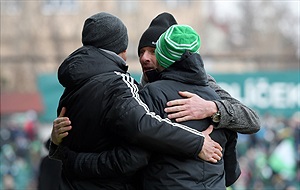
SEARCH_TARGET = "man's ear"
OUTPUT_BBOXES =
[119,50,127,61]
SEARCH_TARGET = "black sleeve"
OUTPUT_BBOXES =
[223,131,241,187]
[50,143,151,179]
[106,73,204,159]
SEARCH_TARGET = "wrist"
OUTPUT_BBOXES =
[208,101,218,117]
[50,138,58,145]
[210,101,220,123]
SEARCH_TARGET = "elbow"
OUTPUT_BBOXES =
[252,119,261,133]
[252,124,261,134]
[252,111,262,133]
[244,109,262,134]
[245,116,261,134]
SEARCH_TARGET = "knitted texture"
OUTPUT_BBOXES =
[155,25,201,68]
[82,12,128,54]
[138,12,177,56]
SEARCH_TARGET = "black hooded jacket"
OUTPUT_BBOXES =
[52,46,206,189]
[138,51,241,190]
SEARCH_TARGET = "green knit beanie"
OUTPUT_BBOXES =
[155,24,201,68]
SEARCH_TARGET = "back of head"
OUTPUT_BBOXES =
[82,12,128,54]
[155,24,201,68]
[138,12,177,56]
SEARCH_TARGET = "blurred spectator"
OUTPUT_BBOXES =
[24,110,38,141]
[0,111,299,189]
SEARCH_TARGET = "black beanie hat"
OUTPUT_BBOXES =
[82,12,128,54]
[138,12,178,56]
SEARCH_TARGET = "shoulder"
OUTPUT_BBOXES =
[207,74,217,83]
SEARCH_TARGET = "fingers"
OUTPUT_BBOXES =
[164,105,183,113]
[209,159,218,163]
[211,153,222,163]
[51,124,71,145]
[166,99,187,107]
[58,132,69,140]
[165,91,194,108]
[175,116,191,123]
[166,91,195,107]
[164,107,193,122]
[198,127,223,163]
[207,156,218,163]
[51,114,72,145]
[199,146,223,163]
[213,141,223,153]
[213,148,222,160]
[55,124,72,134]
[166,109,188,118]
[210,135,223,154]
[53,117,71,126]
[178,91,195,98]
[209,143,223,162]
[56,119,71,128]
[198,147,222,163]
[202,125,213,136]
[212,141,223,161]
[53,119,72,137]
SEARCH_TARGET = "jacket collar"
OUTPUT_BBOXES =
[159,51,208,86]
[58,46,128,88]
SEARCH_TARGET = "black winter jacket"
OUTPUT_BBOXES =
[51,46,206,189]
[50,50,240,189]
[138,51,241,190]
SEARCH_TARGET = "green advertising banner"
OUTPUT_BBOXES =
[37,73,64,123]
[37,71,299,123]
[210,71,299,117]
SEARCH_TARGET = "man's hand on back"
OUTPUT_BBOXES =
[198,125,222,163]
[165,91,218,122]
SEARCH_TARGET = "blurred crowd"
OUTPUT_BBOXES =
[231,112,300,190]
[0,110,299,190]
[0,111,43,189]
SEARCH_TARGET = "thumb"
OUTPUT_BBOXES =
[178,91,195,98]
[58,107,67,117]
[203,125,213,136]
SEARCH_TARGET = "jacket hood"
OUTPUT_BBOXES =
[159,51,208,86]
[58,46,128,88]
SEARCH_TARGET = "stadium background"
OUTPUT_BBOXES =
[1,1,299,189]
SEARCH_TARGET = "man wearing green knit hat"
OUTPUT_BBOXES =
[156,24,201,68]
[137,24,241,189]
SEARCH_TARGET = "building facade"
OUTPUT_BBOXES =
[1,1,298,93]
